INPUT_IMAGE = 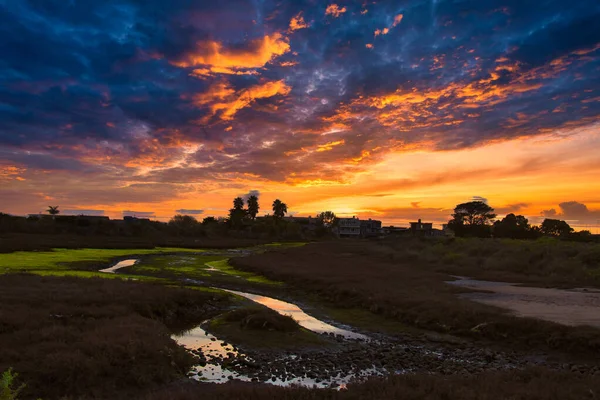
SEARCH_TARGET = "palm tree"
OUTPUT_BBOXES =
[233,197,244,210]
[272,199,288,220]
[247,195,259,220]
[47,206,60,216]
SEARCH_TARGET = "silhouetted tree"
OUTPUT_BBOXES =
[316,211,336,227]
[540,219,573,237]
[169,214,201,236]
[247,195,259,220]
[202,216,217,225]
[47,206,60,215]
[493,213,532,239]
[272,199,288,220]
[233,197,244,210]
[229,197,247,228]
[448,201,496,237]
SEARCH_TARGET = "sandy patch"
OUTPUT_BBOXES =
[448,277,600,328]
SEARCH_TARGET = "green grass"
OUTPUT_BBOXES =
[0,246,284,287]
[262,242,307,248]
[123,254,282,285]
[0,247,208,275]
[205,259,282,285]
[0,247,210,283]
[130,255,227,278]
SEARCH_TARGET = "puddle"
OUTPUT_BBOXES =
[99,259,138,273]
[219,289,369,340]
[173,325,250,384]
[447,277,600,328]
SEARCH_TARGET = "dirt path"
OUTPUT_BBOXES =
[448,278,600,328]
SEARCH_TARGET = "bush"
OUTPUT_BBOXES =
[0,369,25,400]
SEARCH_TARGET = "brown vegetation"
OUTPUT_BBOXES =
[231,239,600,356]
[208,306,327,350]
[0,232,270,253]
[0,274,229,399]
[144,368,600,400]
[222,307,301,332]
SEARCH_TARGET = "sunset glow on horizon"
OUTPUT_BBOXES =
[1,1,599,230]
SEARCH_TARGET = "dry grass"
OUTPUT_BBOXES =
[0,274,229,399]
[222,307,301,332]
[144,368,600,400]
[0,232,271,253]
[231,239,600,356]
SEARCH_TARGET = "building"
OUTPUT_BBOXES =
[334,217,382,238]
[360,218,382,237]
[382,226,410,235]
[283,216,318,232]
[336,217,362,237]
[410,219,434,235]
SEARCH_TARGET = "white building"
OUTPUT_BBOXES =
[336,217,362,237]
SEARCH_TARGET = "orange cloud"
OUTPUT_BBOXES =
[374,27,389,36]
[392,14,403,27]
[0,165,27,182]
[325,4,347,17]
[194,79,291,121]
[172,33,290,76]
[280,60,299,67]
[327,56,564,130]
[316,140,345,152]
[365,43,374,49]
[289,12,309,31]
[374,14,403,37]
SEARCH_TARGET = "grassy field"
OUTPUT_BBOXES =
[0,247,206,270]
[125,255,281,285]
[231,238,600,357]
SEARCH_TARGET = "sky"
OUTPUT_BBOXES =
[1,0,600,230]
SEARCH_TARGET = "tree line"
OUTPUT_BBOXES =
[447,201,592,240]
[2,199,594,241]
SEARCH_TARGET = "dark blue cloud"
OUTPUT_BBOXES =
[0,0,598,181]
[175,209,204,215]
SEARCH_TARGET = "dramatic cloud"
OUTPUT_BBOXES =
[172,33,290,75]
[0,0,599,223]
[193,79,291,121]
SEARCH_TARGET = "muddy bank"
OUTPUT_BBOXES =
[173,287,600,387]
[448,277,600,328]
[175,321,600,388]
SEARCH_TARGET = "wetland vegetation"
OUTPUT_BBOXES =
[1,237,600,399]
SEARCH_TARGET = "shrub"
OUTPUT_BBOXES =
[0,369,25,400]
